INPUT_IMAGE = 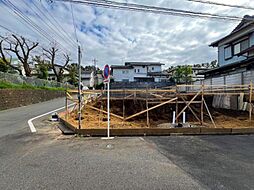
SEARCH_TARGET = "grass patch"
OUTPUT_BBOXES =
[0,81,66,91]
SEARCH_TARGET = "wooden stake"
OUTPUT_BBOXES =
[176,85,179,123]
[250,81,253,122]
[181,96,201,123]
[175,90,201,121]
[65,90,68,120]
[146,87,150,127]
[201,81,204,126]
[204,100,217,128]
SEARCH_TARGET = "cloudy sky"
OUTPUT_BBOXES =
[1,0,254,69]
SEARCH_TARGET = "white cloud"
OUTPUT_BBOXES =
[1,0,254,69]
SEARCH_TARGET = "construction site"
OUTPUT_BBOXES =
[60,83,254,136]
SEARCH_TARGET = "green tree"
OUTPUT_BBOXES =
[172,65,192,84]
[33,56,49,79]
[67,63,78,86]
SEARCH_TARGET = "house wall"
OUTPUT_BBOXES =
[218,32,254,66]
[192,70,254,87]
[113,69,134,82]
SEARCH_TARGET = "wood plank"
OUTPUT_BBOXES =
[125,97,178,121]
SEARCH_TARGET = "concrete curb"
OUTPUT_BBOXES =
[59,117,254,137]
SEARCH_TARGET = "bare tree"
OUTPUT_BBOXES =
[5,34,39,77]
[0,38,23,75]
[43,46,70,82]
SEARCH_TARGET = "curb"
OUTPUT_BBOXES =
[59,117,254,137]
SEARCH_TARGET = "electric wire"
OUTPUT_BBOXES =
[53,0,250,22]
[20,0,76,50]
[186,0,254,11]
[2,0,71,53]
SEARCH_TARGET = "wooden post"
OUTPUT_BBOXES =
[176,85,179,123]
[250,81,253,122]
[201,82,204,126]
[204,100,217,128]
[146,87,150,127]
[122,89,126,127]
[65,90,68,120]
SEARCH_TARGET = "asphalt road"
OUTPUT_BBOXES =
[0,98,66,137]
[0,99,254,189]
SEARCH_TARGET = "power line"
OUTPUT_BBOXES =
[2,0,71,54]
[53,0,248,22]
[70,2,79,43]
[29,0,78,48]
[39,0,78,47]
[186,0,254,11]
[19,0,76,50]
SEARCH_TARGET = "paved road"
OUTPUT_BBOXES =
[0,100,254,189]
[0,98,66,137]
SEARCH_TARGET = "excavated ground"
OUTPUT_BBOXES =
[64,98,253,129]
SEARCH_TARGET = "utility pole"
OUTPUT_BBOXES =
[78,45,82,130]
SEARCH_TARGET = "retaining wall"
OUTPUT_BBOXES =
[0,71,73,88]
[0,89,65,110]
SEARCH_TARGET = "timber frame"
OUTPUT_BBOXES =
[62,83,254,132]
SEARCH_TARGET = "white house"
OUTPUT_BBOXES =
[111,62,168,82]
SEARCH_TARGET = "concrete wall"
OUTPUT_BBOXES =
[0,89,65,110]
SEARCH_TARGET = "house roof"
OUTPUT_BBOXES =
[111,65,133,69]
[125,62,164,66]
[199,57,254,75]
[210,15,254,47]
[147,72,171,76]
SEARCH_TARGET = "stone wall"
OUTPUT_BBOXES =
[0,71,73,88]
[0,89,65,110]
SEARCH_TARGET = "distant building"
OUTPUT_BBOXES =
[81,70,103,87]
[200,15,254,85]
[168,66,211,82]
[111,62,170,82]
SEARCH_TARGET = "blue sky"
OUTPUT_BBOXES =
[1,0,254,69]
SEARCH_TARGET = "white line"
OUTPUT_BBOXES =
[28,103,75,133]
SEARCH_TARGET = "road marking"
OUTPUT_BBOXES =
[28,103,75,133]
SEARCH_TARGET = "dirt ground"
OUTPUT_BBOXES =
[61,107,253,129]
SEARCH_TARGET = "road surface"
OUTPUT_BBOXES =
[0,99,254,189]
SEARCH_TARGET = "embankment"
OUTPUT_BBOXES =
[0,89,65,110]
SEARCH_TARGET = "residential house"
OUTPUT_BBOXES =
[200,15,254,86]
[111,62,169,82]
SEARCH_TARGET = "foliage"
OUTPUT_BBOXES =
[0,59,9,72]
[172,65,193,84]
[33,56,49,79]
[0,81,65,91]
[67,63,78,86]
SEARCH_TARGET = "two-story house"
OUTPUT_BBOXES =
[201,15,254,85]
[111,62,169,82]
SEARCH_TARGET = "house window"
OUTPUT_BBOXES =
[122,71,125,74]
[234,43,241,55]
[135,69,136,73]
[152,67,154,71]
[233,39,249,55]
[138,69,140,73]
[224,46,232,60]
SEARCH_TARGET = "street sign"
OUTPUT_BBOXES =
[103,64,110,81]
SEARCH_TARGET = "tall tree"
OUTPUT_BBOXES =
[43,46,70,82]
[5,34,38,77]
[0,38,23,75]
